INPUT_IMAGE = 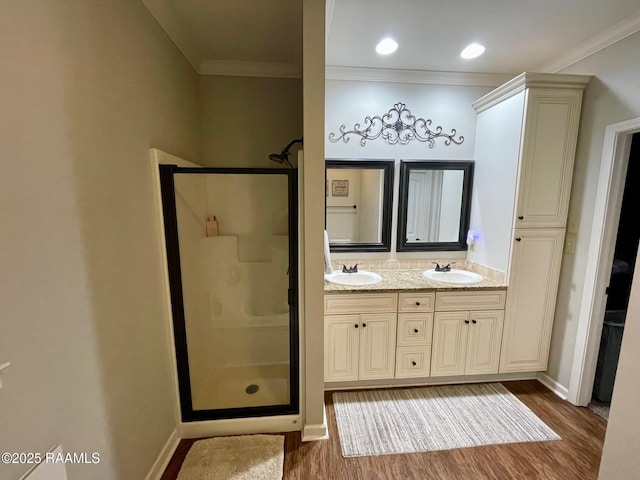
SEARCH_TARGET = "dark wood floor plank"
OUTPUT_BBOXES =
[162,380,606,480]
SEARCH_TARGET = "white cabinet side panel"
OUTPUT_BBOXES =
[468,91,525,272]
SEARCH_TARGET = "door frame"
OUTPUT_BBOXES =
[568,117,640,405]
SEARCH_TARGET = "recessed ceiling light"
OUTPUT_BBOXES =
[460,43,485,59]
[376,38,398,55]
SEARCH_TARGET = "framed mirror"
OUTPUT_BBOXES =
[325,159,394,252]
[397,160,474,252]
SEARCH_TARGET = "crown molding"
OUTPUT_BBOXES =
[537,10,640,73]
[199,60,302,78]
[472,72,592,113]
[140,0,202,71]
[325,66,514,87]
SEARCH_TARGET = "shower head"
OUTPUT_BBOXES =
[268,138,303,168]
[269,152,290,164]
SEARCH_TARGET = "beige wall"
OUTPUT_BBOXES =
[0,1,200,478]
[546,31,640,387]
[199,75,303,167]
[599,260,640,478]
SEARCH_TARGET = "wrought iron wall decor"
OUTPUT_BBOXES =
[328,102,464,148]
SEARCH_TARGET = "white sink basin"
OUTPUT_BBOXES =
[423,268,483,285]
[324,270,382,286]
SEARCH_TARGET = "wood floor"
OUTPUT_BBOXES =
[161,380,606,480]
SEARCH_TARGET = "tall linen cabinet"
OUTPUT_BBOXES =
[470,73,590,374]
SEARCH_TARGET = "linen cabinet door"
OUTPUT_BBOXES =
[358,313,397,380]
[514,89,583,228]
[465,310,504,375]
[431,311,469,377]
[324,315,360,382]
[500,229,565,372]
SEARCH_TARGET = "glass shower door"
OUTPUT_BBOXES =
[159,166,298,421]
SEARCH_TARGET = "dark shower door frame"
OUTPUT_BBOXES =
[159,165,299,422]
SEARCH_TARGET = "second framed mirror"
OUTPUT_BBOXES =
[325,159,394,252]
[397,160,474,252]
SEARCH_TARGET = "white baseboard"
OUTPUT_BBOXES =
[301,405,328,441]
[537,372,569,400]
[301,422,328,441]
[146,429,180,480]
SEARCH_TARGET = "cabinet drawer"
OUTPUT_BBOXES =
[324,293,398,315]
[395,346,431,378]
[435,290,506,311]
[397,313,433,346]
[398,293,435,312]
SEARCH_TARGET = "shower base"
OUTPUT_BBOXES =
[192,363,290,411]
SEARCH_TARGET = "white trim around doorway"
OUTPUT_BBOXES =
[568,117,640,405]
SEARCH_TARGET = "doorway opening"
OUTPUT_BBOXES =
[588,133,640,419]
[569,117,640,408]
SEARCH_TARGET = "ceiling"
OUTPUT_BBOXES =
[142,0,640,76]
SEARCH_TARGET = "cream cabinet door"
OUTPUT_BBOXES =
[431,311,469,377]
[324,315,360,382]
[514,89,583,228]
[500,228,565,373]
[358,313,397,380]
[466,310,504,375]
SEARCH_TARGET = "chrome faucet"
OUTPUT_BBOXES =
[433,262,455,272]
[342,264,359,273]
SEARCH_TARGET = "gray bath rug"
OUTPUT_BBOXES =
[333,383,560,457]
[177,434,283,480]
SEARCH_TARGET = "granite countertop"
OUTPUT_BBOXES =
[324,269,506,294]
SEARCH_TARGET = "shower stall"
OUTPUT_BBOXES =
[159,165,298,422]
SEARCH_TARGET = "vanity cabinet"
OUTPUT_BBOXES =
[324,290,507,384]
[324,294,397,382]
[431,291,506,377]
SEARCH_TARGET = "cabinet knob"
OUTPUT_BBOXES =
[413,328,419,333]
[518,216,524,220]
[415,301,421,306]
[464,320,470,324]
[515,237,522,242]
[354,324,358,328]
[412,361,417,366]
[472,319,477,324]
[362,323,367,328]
